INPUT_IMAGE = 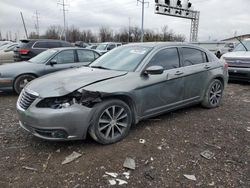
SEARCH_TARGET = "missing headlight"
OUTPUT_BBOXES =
[36,90,102,109]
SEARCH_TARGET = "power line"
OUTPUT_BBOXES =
[33,10,40,37]
[137,0,149,42]
[58,0,69,41]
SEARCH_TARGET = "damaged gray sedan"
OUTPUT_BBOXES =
[17,43,228,144]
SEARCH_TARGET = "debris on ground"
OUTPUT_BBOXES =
[157,146,162,150]
[116,178,128,185]
[22,166,38,172]
[243,99,250,103]
[183,174,197,181]
[108,179,116,185]
[247,127,250,132]
[73,184,81,188]
[42,153,52,172]
[56,149,61,153]
[200,150,215,160]
[150,157,154,161]
[61,151,82,165]
[122,172,130,179]
[123,157,135,170]
[139,139,146,144]
[144,170,156,181]
[105,172,118,178]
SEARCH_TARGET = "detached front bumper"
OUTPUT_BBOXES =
[17,98,94,141]
[228,67,250,82]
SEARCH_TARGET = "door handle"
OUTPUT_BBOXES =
[175,71,184,75]
[204,65,211,69]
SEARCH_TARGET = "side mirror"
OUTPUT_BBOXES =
[50,59,57,66]
[107,47,111,51]
[144,66,164,75]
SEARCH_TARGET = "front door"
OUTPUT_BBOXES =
[138,47,185,117]
[44,49,77,74]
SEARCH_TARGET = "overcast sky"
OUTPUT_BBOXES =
[0,0,250,41]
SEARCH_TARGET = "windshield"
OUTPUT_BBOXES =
[90,46,152,71]
[96,44,108,50]
[29,49,58,64]
[233,41,250,52]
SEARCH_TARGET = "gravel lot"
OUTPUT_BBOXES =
[0,83,249,188]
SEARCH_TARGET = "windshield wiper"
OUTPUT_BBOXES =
[90,65,110,70]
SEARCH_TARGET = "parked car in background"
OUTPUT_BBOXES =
[75,41,89,48]
[215,42,237,58]
[95,42,122,55]
[221,39,250,82]
[0,48,100,93]
[0,41,13,47]
[0,43,18,64]
[16,43,228,144]
[86,44,98,50]
[14,39,72,62]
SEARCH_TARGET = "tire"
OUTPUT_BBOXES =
[201,79,224,108]
[13,74,36,94]
[89,99,132,144]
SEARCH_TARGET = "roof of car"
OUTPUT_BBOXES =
[48,47,101,54]
[20,39,70,43]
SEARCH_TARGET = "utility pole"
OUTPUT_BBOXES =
[33,10,40,37]
[20,12,28,39]
[58,0,69,41]
[128,17,131,43]
[137,0,149,42]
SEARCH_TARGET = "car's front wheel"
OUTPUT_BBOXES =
[89,99,132,144]
[202,79,224,108]
[14,74,36,94]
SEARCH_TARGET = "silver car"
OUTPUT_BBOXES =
[17,43,228,144]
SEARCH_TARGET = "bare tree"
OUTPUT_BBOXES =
[99,26,113,42]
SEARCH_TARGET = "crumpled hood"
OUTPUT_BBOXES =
[26,67,127,98]
[222,51,250,59]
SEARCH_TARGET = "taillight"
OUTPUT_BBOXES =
[18,48,29,55]
[224,62,228,68]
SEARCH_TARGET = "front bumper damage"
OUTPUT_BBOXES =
[17,95,95,141]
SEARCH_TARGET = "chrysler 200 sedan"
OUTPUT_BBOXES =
[17,43,228,144]
[0,47,100,94]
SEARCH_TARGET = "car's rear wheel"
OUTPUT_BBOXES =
[202,79,224,108]
[14,74,36,94]
[89,99,132,144]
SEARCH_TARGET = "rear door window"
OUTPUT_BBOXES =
[77,50,95,62]
[147,48,180,70]
[33,42,48,49]
[47,42,61,48]
[52,50,75,64]
[182,48,208,66]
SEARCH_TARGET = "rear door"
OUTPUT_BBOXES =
[44,49,77,74]
[179,47,210,101]
[139,47,185,117]
[76,50,100,66]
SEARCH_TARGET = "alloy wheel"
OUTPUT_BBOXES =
[98,105,129,140]
[209,81,222,106]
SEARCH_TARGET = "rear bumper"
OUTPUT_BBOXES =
[228,67,250,82]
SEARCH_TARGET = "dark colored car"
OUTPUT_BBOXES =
[16,43,228,144]
[14,39,72,62]
[0,48,100,93]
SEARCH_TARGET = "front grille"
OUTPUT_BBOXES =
[226,58,250,68]
[18,90,38,110]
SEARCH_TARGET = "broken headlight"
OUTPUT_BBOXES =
[36,90,101,109]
